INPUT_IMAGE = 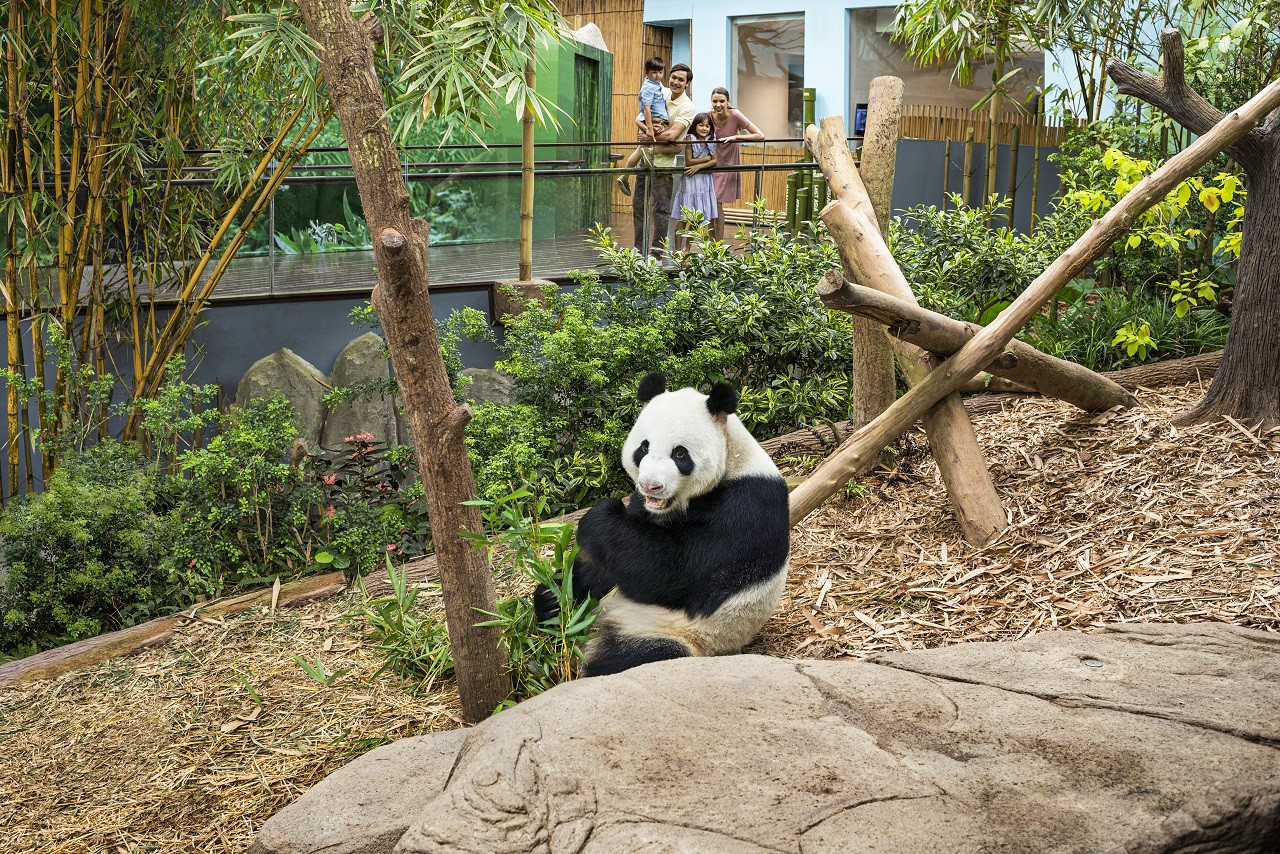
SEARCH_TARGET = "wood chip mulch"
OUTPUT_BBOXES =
[1,382,1276,853]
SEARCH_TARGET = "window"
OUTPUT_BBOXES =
[732,15,804,140]
[848,8,1045,113]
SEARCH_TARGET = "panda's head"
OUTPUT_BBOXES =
[621,373,739,517]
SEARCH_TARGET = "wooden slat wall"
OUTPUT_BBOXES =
[561,2,674,212]
[898,105,1081,146]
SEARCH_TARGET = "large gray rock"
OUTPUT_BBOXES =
[460,368,515,407]
[236,348,330,449]
[321,332,398,450]
[248,623,1280,854]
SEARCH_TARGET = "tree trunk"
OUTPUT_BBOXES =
[850,77,900,431]
[817,272,1136,412]
[1109,29,1280,429]
[295,0,509,722]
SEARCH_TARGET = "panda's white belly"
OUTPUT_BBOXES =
[596,563,788,656]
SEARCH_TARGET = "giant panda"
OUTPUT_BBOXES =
[535,372,791,677]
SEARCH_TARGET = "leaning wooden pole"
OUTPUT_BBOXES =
[295,2,509,722]
[788,75,1280,525]
[816,272,1136,412]
[809,114,1007,546]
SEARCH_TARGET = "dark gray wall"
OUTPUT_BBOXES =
[892,139,1061,232]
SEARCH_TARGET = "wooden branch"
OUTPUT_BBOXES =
[789,77,1280,526]
[809,115,1006,545]
[818,271,1137,412]
[0,572,347,687]
[1108,29,1266,164]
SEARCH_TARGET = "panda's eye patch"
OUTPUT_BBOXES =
[670,445,695,475]
[672,446,687,459]
[632,439,650,467]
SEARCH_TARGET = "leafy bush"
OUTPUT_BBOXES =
[0,442,185,655]
[469,221,851,513]
[891,194,1093,323]
[348,558,453,694]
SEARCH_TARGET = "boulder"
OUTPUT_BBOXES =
[460,368,515,407]
[236,348,330,449]
[248,623,1280,854]
[321,332,398,450]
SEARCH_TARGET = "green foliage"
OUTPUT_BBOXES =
[349,558,454,694]
[471,222,850,513]
[162,393,321,593]
[1028,287,1229,371]
[468,490,595,705]
[312,434,430,575]
[891,195,1092,323]
[0,442,185,655]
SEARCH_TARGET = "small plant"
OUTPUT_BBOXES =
[348,557,453,694]
[1112,320,1158,362]
[293,653,350,687]
[468,489,596,703]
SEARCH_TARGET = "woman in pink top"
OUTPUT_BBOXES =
[708,87,765,240]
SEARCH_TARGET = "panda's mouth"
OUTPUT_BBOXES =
[644,495,671,512]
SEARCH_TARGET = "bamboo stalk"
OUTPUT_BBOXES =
[789,78,1280,524]
[519,59,535,281]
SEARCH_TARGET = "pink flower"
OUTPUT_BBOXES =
[188,560,196,567]
[322,473,338,485]
[385,544,396,551]
[324,506,337,519]
[357,432,374,442]
[343,435,354,444]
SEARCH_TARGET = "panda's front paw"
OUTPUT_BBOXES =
[594,495,626,515]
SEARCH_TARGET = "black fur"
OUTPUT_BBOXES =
[706,382,738,417]
[571,475,789,619]
[671,444,694,475]
[638,372,667,402]
[632,439,650,468]
[584,634,690,676]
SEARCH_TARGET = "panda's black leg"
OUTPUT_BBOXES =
[584,636,691,677]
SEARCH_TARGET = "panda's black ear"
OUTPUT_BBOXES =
[637,372,667,403]
[706,382,738,421]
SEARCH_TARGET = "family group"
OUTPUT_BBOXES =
[618,57,766,259]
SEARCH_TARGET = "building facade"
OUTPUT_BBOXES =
[639,0,1051,138]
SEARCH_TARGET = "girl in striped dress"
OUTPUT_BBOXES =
[671,113,718,253]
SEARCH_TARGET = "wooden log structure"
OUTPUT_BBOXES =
[848,77,899,431]
[788,75,1280,526]
[809,108,1007,546]
[817,271,1137,412]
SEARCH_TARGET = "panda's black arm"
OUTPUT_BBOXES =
[574,496,691,608]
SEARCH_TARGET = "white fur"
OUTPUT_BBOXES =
[590,562,788,657]
[621,387,780,515]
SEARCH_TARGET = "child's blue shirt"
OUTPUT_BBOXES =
[638,77,669,121]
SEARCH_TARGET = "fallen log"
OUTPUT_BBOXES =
[788,73,1280,525]
[817,271,1137,411]
[0,571,348,687]
[810,114,1007,546]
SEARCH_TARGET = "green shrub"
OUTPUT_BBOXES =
[163,393,325,594]
[0,442,184,654]
[470,221,852,513]
[891,194,1093,323]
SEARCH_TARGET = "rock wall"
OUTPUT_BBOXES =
[248,622,1280,854]
[234,337,514,450]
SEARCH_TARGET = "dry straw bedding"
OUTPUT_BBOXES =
[1,383,1277,853]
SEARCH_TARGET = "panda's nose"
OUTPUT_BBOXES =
[639,481,664,495]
